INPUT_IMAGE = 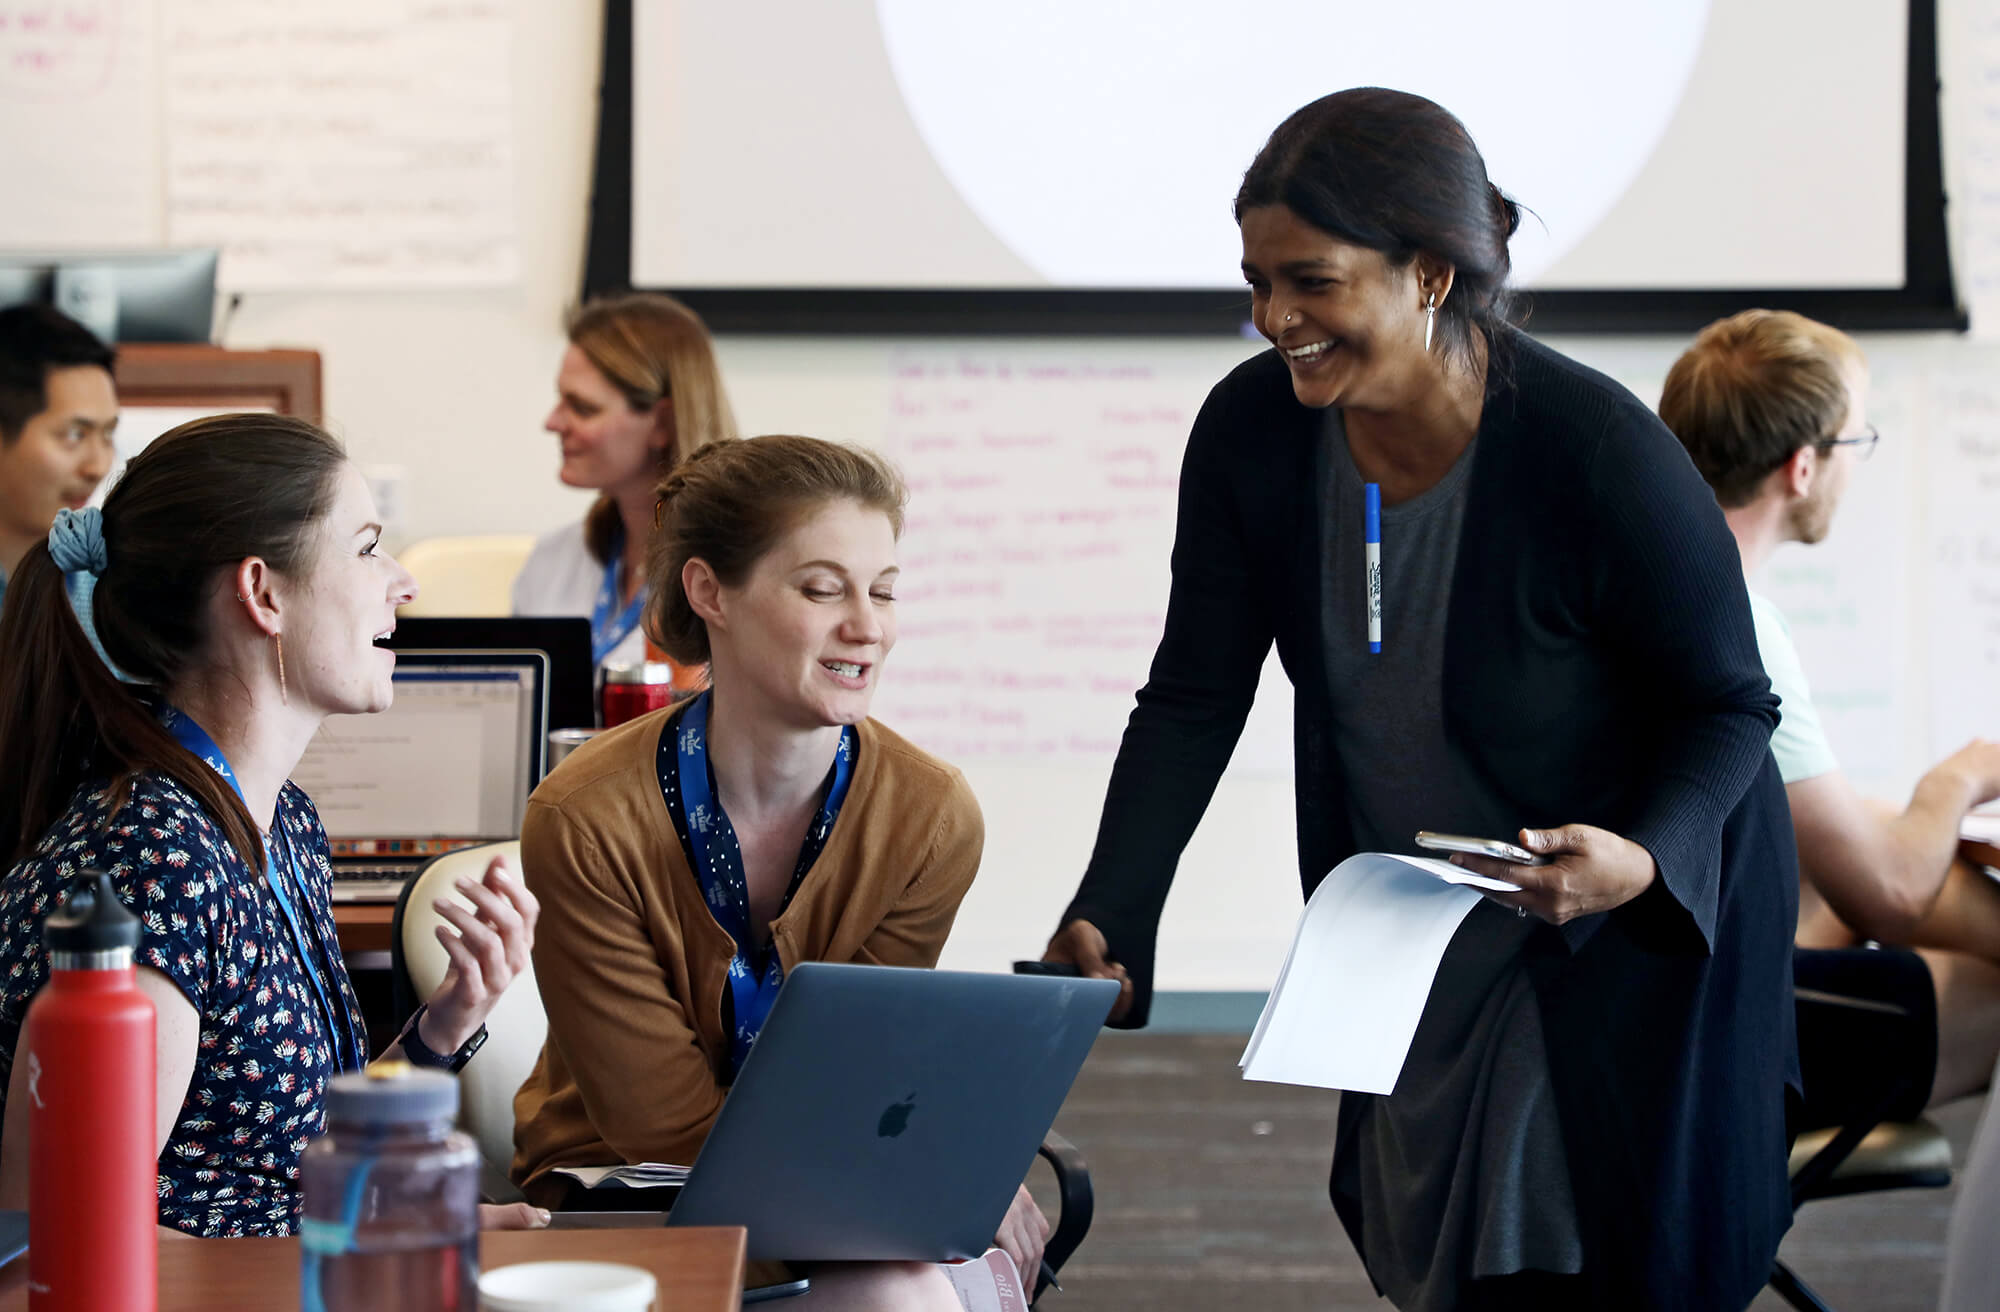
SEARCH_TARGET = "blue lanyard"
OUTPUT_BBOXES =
[673,692,855,1076]
[160,706,364,1074]
[590,526,646,666]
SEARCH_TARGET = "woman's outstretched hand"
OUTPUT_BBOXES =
[419,854,541,1054]
[1453,825,1658,925]
[1042,919,1134,1023]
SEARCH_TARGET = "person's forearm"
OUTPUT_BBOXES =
[1897,858,2000,964]
[1884,767,1984,914]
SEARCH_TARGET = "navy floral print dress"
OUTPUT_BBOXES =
[0,772,366,1237]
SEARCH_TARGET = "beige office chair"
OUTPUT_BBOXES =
[391,840,541,1203]
[397,535,538,618]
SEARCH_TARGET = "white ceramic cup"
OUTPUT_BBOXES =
[478,1260,658,1312]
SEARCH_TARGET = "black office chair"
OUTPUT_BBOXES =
[1033,1129,1094,1303]
[1769,981,1953,1312]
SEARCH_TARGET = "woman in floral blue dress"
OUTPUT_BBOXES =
[0,414,541,1237]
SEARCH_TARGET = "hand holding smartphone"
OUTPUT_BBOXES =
[1413,831,1552,866]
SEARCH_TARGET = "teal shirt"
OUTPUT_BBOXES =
[1748,588,1839,784]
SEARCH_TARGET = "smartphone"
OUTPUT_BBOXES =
[1413,831,1550,866]
[1013,960,1082,977]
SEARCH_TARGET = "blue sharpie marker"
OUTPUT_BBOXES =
[1365,483,1382,653]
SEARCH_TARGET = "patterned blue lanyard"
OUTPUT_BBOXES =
[590,524,646,666]
[672,691,856,1076]
[160,706,364,1073]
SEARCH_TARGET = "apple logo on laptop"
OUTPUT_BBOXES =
[877,1091,918,1138]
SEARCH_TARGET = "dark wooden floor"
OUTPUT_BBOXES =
[1027,1032,1985,1311]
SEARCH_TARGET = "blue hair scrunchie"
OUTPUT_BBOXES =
[48,506,109,577]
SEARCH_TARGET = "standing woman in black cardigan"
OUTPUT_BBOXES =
[1041,88,1798,1312]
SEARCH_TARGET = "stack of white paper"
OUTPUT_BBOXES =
[550,1162,691,1190]
[1240,853,1520,1095]
[1962,808,2000,846]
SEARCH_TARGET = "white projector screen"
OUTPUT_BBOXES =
[599,0,1957,332]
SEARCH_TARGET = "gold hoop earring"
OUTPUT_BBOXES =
[274,633,287,706]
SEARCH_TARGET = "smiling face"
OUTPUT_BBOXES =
[1240,204,1442,412]
[0,364,118,571]
[544,344,673,500]
[282,463,418,718]
[703,498,900,731]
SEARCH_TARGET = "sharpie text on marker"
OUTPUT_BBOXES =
[1365,482,1382,653]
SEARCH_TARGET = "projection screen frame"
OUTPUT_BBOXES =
[583,0,1966,336]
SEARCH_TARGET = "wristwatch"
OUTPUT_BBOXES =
[399,1004,488,1073]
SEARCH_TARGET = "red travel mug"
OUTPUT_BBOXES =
[600,660,679,728]
[22,872,157,1312]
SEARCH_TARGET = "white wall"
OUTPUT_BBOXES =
[210,1,2000,992]
[217,2,608,549]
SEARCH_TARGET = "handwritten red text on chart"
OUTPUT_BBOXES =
[873,350,1197,764]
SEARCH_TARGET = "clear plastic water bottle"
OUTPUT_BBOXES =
[300,1062,479,1312]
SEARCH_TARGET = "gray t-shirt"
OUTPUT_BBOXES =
[1317,414,1583,1307]
[1317,413,1517,854]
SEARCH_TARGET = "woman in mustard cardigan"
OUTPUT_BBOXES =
[510,435,1045,1308]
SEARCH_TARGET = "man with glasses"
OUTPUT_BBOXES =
[1662,309,2000,1117]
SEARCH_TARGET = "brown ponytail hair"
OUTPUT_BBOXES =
[567,293,739,566]
[0,413,347,870]
[646,436,907,665]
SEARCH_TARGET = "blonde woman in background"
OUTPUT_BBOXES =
[513,292,738,674]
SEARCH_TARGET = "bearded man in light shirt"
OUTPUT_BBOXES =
[1662,308,2000,1115]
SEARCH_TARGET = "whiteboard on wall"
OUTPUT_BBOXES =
[869,343,1290,776]
[0,0,519,290]
[1926,371,2000,756]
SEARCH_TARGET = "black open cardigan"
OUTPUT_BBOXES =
[1063,333,1800,1310]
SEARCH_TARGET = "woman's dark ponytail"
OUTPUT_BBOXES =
[1235,87,1526,371]
[0,414,347,870]
[0,544,129,866]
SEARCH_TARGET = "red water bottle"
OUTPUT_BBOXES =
[599,660,680,727]
[22,872,157,1311]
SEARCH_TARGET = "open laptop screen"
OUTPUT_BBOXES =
[292,652,547,858]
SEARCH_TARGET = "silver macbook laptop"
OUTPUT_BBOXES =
[666,962,1117,1262]
[291,650,548,901]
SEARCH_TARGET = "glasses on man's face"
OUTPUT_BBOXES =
[1819,424,1880,461]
